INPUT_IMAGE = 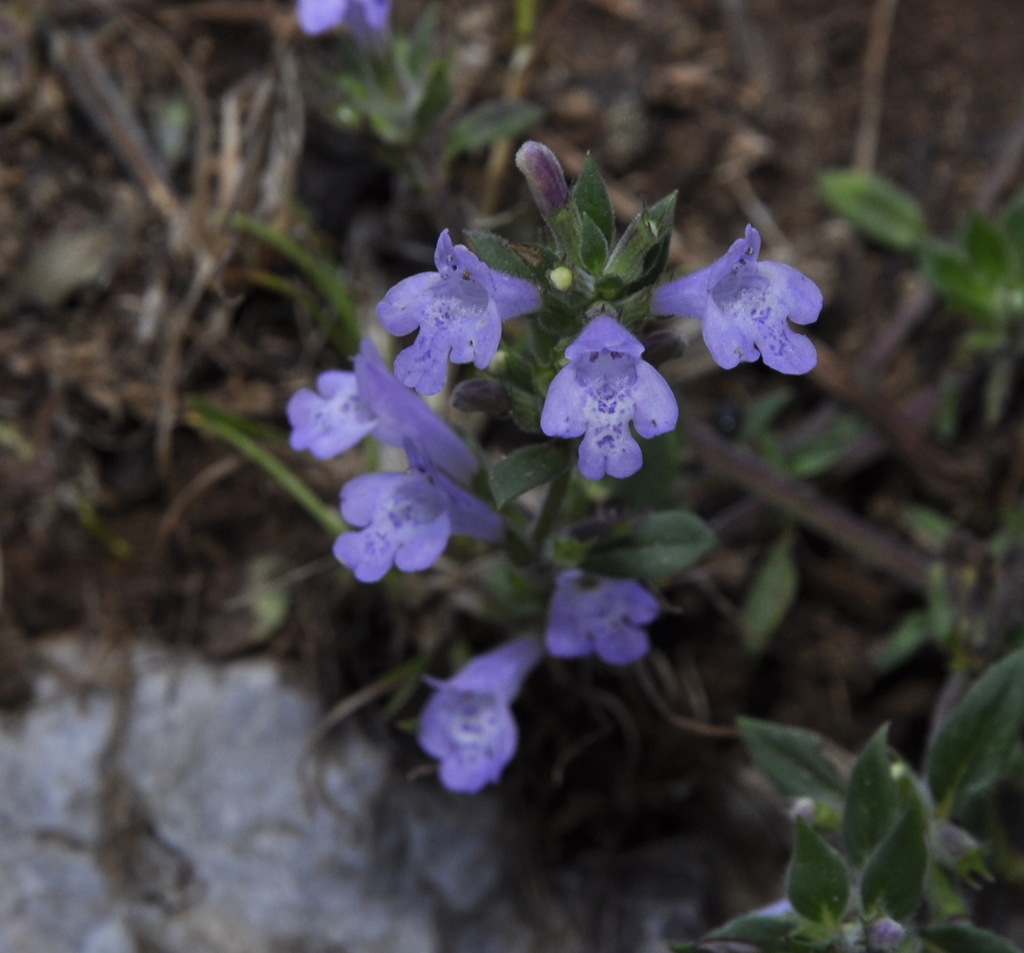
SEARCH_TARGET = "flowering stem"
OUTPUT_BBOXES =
[686,418,931,591]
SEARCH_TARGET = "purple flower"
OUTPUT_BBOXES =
[296,0,390,37]
[376,230,541,396]
[287,370,376,460]
[418,637,542,793]
[333,448,501,583]
[287,339,477,483]
[651,225,823,375]
[545,569,659,664]
[540,315,678,479]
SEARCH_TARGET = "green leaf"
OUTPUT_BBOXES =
[739,530,799,654]
[964,213,1012,284]
[920,924,1022,953]
[583,509,716,581]
[465,229,538,280]
[443,98,544,164]
[579,214,610,274]
[489,443,571,509]
[786,818,850,926]
[571,153,615,242]
[412,59,453,141]
[860,803,927,918]
[920,241,996,322]
[843,725,900,865]
[876,610,933,672]
[186,397,345,538]
[819,169,926,252]
[704,914,800,945]
[926,648,1024,816]
[738,717,844,802]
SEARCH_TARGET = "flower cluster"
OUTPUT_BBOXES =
[287,140,825,794]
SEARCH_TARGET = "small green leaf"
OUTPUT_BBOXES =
[920,241,996,322]
[861,803,927,918]
[465,229,538,280]
[926,648,1024,816]
[738,717,844,802]
[964,212,1012,284]
[920,924,1022,953]
[571,153,615,242]
[819,169,926,252]
[583,509,716,581]
[786,818,850,925]
[413,60,453,141]
[579,214,610,274]
[843,725,900,865]
[739,530,799,654]
[704,914,800,945]
[489,443,571,509]
[443,98,544,164]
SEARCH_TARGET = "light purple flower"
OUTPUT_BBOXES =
[287,370,376,460]
[418,637,542,793]
[545,569,659,665]
[651,224,823,375]
[287,339,477,483]
[540,315,678,479]
[376,229,541,396]
[296,0,390,37]
[332,449,501,583]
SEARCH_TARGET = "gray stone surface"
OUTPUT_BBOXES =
[0,637,708,953]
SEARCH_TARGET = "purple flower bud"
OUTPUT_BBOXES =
[540,315,679,479]
[332,446,501,583]
[376,229,541,396]
[418,637,542,793]
[866,917,905,952]
[651,225,823,375]
[297,0,390,38]
[545,569,659,665]
[287,370,377,459]
[450,378,512,417]
[515,140,570,216]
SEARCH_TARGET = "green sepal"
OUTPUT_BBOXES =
[818,169,926,252]
[843,725,901,866]
[786,818,850,926]
[920,924,1022,953]
[579,214,610,274]
[489,443,572,509]
[926,648,1024,818]
[605,192,678,288]
[860,801,928,919]
[571,152,615,242]
[737,717,845,803]
[582,509,716,582]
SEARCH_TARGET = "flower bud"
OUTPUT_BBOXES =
[641,328,686,366]
[866,917,905,952]
[450,379,512,417]
[516,140,569,216]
